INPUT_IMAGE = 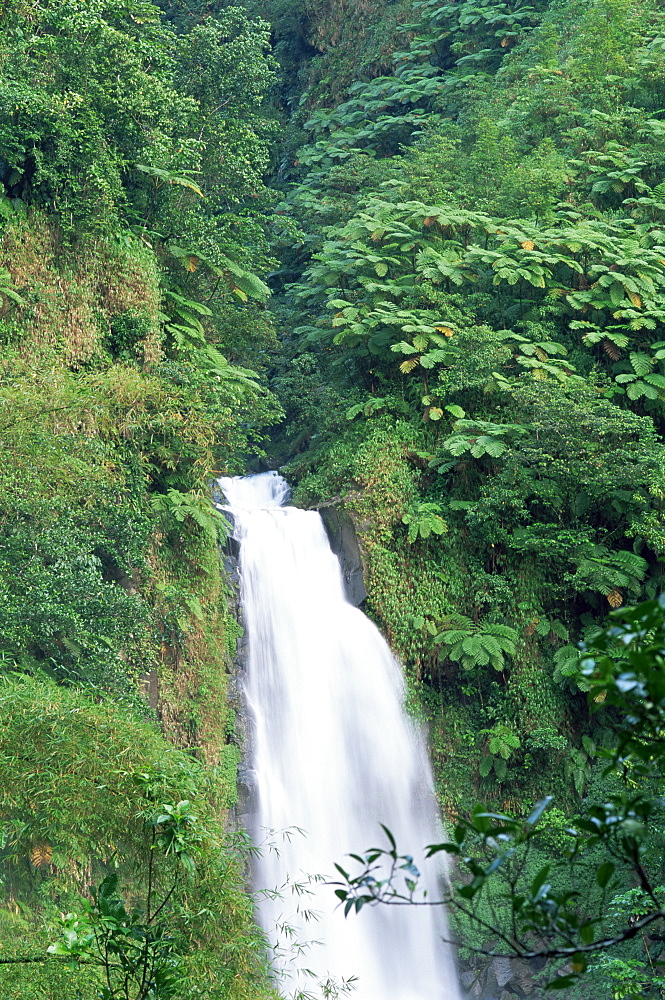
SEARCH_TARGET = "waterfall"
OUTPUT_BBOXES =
[219,472,461,1000]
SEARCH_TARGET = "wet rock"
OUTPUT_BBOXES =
[492,957,514,989]
[512,959,537,995]
[319,505,367,606]
[460,970,482,997]
[459,953,548,999]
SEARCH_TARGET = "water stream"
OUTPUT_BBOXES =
[219,472,461,1000]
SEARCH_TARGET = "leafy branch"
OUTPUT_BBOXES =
[332,598,665,989]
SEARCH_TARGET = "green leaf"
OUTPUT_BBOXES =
[380,824,397,850]
[527,797,553,826]
[546,975,578,990]
[136,163,204,196]
[596,861,615,888]
[627,379,658,400]
[493,758,507,781]
[479,757,493,777]
[482,437,507,457]
[609,282,625,306]
[346,403,365,420]
[530,864,551,896]
[630,352,653,376]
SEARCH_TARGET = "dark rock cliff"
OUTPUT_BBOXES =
[319,505,367,607]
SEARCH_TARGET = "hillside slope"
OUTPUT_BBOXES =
[0,0,282,995]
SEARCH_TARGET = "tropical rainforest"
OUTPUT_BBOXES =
[1,0,665,996]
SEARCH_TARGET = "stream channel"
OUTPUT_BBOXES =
[219,471,461,1000]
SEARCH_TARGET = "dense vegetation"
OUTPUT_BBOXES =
[2,0,665,995]
[0,0,282,995]
[262,0,665,994]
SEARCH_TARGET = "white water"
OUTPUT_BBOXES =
[219,472,461,1000]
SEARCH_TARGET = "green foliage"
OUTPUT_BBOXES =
[7,0,665,988]
[569,544,648,599]
[590,955,665,1000]
[46,798,205,999]
[401,502,448,542]
[479,724,521,782]
[441,418,528,460]
[332,598,665,986]
[0,676,273,998]
[271,0,665,903]
[0,0,283,991]
[482,723,521,760]
[0,267,24,307]
[433,616,518,671]
[151,490,228,543]
[0,675,195,861]
[48,873,188,1000]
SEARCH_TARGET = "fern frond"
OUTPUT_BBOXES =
[30,844,52,868]
[399,357,421,374]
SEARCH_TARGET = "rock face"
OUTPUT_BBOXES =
[459,954,550,999]
[320,505,367,606]
[221,547,254,833]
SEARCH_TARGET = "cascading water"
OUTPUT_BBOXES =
[219,471,461,1000]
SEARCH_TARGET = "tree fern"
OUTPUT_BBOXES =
[570,544,647,599]
[151,490,228,542]
[434,617,518,671]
